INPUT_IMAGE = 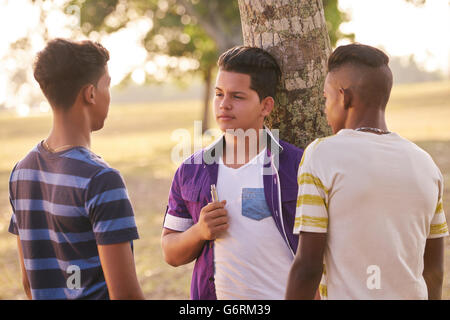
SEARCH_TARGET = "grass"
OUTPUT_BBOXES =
[0,80,449,299]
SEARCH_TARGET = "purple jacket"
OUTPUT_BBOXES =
[163,130,303,299]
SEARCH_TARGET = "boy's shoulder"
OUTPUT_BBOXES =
[279,139,303,156]
[276,139,304,169]
[11,142,119,183]
[302,134,344,157]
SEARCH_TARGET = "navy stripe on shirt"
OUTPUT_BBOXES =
[8,142,139,300]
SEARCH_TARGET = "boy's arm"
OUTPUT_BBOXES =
[424,174,448,300]
[97,242,145,300]
[87,169,142,299]
[287,140,328,299]
[423,237,444,300]
[285,232,326,299]
[16,236,32,299]
[162,201,228,267]
[161,226,205,267]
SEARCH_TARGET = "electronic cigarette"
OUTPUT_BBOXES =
[210,184,219,202]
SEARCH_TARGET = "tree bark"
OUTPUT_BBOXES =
[237,0,332,149]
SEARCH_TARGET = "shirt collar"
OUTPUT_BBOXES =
[203,126,283,164]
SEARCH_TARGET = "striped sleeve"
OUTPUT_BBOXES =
[8,192,18,235]
[163,166,194,232]
[8,164,19,235]
[8,212,18,235]
[294,140,329,234]
[86,168,139,245]
[428,176,448,239]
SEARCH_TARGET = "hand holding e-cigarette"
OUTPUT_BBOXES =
[196,184,228,240]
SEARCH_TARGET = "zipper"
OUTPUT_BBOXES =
[271,156,295,257]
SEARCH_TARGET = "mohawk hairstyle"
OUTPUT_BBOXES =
[328,43,390,72]
[327,43,393,108]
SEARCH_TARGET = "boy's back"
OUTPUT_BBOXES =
[9,142,139,299]
[295,129,448,299]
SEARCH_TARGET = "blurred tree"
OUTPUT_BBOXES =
[69,0,242,132]
[69,0,353,132]
[2,0,428,115]
[323,0,354,46]
[2,1,53,111]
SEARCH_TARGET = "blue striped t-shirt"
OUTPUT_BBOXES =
[8,142,139,300]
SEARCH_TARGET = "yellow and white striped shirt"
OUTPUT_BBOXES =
[294,129,448,300]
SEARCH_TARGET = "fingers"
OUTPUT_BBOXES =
[203,210,228,229]
[207,208,228,220]
[203,200,227,213]
[199,200,229,240]
[210,223,229,239]
[201,201,228,220]
[209,215,228,227]
[207,219,229,240]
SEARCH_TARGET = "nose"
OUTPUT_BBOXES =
[219,95,232,110]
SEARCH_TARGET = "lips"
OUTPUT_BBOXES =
[217,115,235,121]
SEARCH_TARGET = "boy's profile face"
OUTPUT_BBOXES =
[323,71,347,134]
[89,66,111,131]
[213,69,272,133]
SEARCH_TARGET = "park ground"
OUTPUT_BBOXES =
[0,80,449,299]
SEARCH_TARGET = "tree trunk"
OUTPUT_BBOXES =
[201,66,213,133]
[237,0,332,149]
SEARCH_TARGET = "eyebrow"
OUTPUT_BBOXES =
[214,87,247,95]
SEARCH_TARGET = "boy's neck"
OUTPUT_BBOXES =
[346,108,389,133]
[222,127,266,169]
[45,108,91,152]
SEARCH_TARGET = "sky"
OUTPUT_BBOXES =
[0,0,448,115]
[338,0,449,73]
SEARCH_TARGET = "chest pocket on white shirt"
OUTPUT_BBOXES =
[241,188,271,221]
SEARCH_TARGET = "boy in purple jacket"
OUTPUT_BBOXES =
[161,46,303,299]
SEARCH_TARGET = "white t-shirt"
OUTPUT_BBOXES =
[294,129,448,300]
[214,148,293,300]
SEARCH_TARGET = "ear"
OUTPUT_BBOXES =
[340,87,353,110]
[82,84,96,105]
[260,96,275,117]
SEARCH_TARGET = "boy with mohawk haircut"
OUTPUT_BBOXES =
[286,43,448,300]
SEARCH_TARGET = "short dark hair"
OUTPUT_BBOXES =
[217,46,281,101]
[327,43,393,108]
[33,38,110,110]
[328,43,390,72]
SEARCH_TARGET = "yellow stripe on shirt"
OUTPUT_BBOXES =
[430,222,449,235]
[319,284,328,298]
[297,194,327,208]
[435,201,443,215]
[298,173,329,195]
[294,215,328,230]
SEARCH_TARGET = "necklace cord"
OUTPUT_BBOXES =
[355,127,391,135]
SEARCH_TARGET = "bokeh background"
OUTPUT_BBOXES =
[0,0,449,299]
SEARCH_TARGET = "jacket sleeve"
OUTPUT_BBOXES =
[163,165,194,232]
